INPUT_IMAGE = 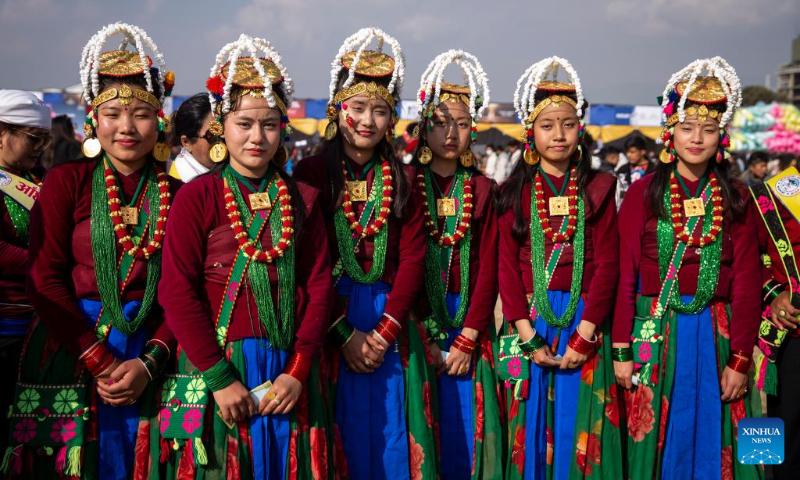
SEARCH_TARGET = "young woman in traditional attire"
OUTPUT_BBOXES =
[5,22,179,479]
[496,56,622,480]
[157,34,335,479]
[292,27,436,480]
[409,50,503,480]
[613,57,764,479]
[0,90,51,453]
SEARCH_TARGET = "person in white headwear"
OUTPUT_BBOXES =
[167,93,215,182]
[0,88,51,457]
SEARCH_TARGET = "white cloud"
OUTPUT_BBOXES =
[605,0,796,35]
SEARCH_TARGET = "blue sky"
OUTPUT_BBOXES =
[0,0,797,105]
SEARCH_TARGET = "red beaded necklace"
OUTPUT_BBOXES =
[669,171,723,247]
[533,166,579,243]
[223,174,294,263]
[340,158,393,238]
[418,171,473,247]
[104,160,170,260]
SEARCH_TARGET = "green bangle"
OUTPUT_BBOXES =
[328,316,356,348]
[518,334,546,355]
[141,344,169,375]
[201,358,236,392]
[611,347,633,362]
[763,280,784,304]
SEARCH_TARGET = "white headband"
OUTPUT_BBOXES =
[660,56,741,128]
[417,49,490,121]
[207,34,294,116]
[79,22,167,105]
[513,56,584,123]
[328,27,405,104]
[0,90,51,130]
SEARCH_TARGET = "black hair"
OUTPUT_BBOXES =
[405,122,418,136]
[495,89,592,241]
[171,93,211,147]
[602,145,622,156]
[209,83,307,235]
[778,153,798,170]
[747,151,769,166]
[321,70,411,220]
[644,100,745,220]
[624,135,647,152]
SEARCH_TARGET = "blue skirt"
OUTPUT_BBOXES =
[78,298,147,480]
[335,275,410,480]
[524,291,585,480]
[438,293,475,479]
[659,297,722,480]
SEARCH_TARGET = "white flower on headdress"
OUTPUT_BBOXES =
[206,34,294,116]
[79,22,167,105]
[660,56,741,128]
[417,49,490,121]
[328,27,405,104]
[513,56,584,124]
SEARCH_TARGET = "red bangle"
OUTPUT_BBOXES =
[284,353,312,383]
[727,350,752,374]
[373,315,402,346]
[452,334,477,354]
[80,342,115,377]
[567,330,597,356]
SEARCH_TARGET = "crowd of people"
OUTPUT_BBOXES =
[2,21,800,480]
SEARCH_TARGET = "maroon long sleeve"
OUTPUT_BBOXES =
[293,154,426,324]
[497,171,618,326]
[612,174,762,352]
[424,171,498,332]
[159,173,333,372]
[26,160,181,355]
[1,167,43,312]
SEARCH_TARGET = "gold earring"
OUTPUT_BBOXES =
[659,148,674,164]
[210,141,228,163]
[152,141,171,162]
[573,145,583,164]
[459,150,475,168]
[524,149,540,165]
[411,124,420,139]
[324,120,338,141]
[81,137,102,158]
[273,145,290,167]
[419,146,433,165]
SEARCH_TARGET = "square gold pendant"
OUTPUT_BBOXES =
[120,206,138,225]
[683,198,706,217]
[346,181,368,202]
[549,196,569,216]
[437,198,456,217]
[249,192,272,211]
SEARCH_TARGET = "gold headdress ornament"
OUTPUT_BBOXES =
[658,57,741,164]
[414,49,491,166]
[513,56,586,165]
[204,34,295,165]
[79,23,174,160]
[324,27,405,141]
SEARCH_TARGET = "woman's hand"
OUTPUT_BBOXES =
[560,321,596,370]
[720,366,748,403]
[259,374,303,416]
[516,319,560,368]
[612,342,634,389]
[212,381,255,425]
[341,330,383,373]
[96,359,149,406]
[445,328,479,376]
[769,291,800,331]
[429,342,446,373]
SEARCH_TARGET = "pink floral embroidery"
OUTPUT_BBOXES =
[508,357,522,378]
[160,408,172,434]
[12,418,37,443]
[792,277,800,293]
[226,282,238,302]
[758,195,775,215]
[182,408,202,434]
[638,342,652,362]
[664,264,677,281]
[50,418,76,444]
[144,199,151,216]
